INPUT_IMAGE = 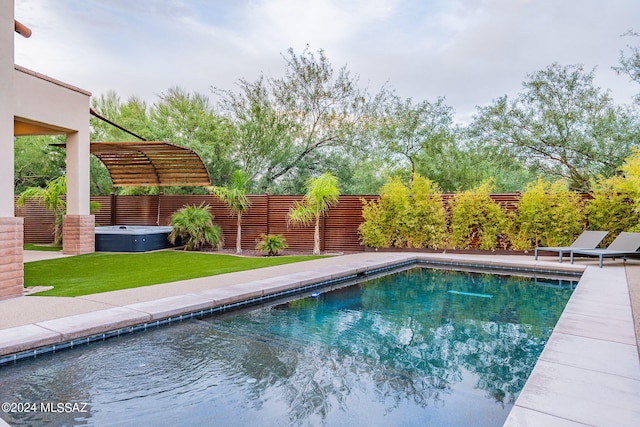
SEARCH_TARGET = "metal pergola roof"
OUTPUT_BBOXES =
[88,141,211,187]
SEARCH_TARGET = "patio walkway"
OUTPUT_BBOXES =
[1,251,639,426]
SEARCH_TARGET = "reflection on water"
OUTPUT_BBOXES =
[0,268,574,426]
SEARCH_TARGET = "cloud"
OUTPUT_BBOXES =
[13,0,640,122]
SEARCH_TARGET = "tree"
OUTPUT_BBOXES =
[378,96,454,182]
[14,135,66,193]
[613,31,640,103]
[90,91,155,195]
[90,88,236,195]
[151,87,236,186]
[469,63,638,191]
[288,172,340,255]
[210,170,252,254]
[415,137,535,193]
[17,176,101,246]
[17,176,67,246]
[91,91,155,142]
[215,47,378,193]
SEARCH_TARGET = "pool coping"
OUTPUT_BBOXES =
[1,252,639,426]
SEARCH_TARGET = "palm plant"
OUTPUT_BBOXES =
[288,172,340,255]
[168,203,223,251]
[210,170,251,254]
[256,233,288,256]
[17,176,100,246]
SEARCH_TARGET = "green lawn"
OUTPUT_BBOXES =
[24,243,62,252]
[25,251,323,297]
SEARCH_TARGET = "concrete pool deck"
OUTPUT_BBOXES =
[1,251,639,426]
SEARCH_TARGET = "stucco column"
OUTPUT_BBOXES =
[63,129,95,255]
[65,130,90,216]
[0,1,24,299]
[1,0,15,217]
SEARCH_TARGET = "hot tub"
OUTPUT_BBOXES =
[95,226,175,252]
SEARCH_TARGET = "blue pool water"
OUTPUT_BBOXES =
[0,267,574,426]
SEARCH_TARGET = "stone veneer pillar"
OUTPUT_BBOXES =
[0,217,24,300]
[62,214,95,255]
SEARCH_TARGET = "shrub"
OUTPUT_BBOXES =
[508,178,585,250]
[359,176,410,248]
[406,175,448,249]
[358,174,447,249]
[168,203,223,251]
[449,179,509,250]
[591,149,640,232]
[359,199,387,248]
[586,182,637,245]
[255,234,288,256]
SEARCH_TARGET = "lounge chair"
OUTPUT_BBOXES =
[534,230,608,263]
[569,232,640,268]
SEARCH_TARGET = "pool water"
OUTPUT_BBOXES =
[0,268,574,426]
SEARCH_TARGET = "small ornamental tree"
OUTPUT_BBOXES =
[17,176,101,246]
[168,203,223,251]
[449,179,509,250]
[508,178,585,250]
[288,172,340,255]
[210,170,251,254]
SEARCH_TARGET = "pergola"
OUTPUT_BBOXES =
[57,141,212,188]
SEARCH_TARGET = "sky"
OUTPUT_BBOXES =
[12,0,640,123]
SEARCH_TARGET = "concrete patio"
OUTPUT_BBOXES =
[0,251,639,426]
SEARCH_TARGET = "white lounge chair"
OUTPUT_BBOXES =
[534,230,608,263]
[570,232,640,268]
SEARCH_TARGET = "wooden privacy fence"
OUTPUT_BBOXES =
[16,193,523,252]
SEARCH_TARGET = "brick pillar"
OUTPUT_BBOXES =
[0,217,24,300]
[62,214,95,255]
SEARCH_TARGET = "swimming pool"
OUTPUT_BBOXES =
[0,267,574,426]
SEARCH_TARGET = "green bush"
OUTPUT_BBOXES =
[449,180,509,250]
[359,199,387,248]
[168,203,224,251]
[585,190,637,245]
[256,234,288,256]
[590,149,640,233]
[508,178,585,250]
[359,174,447,249]
[407,175,448,248]
[359,176,409,248]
